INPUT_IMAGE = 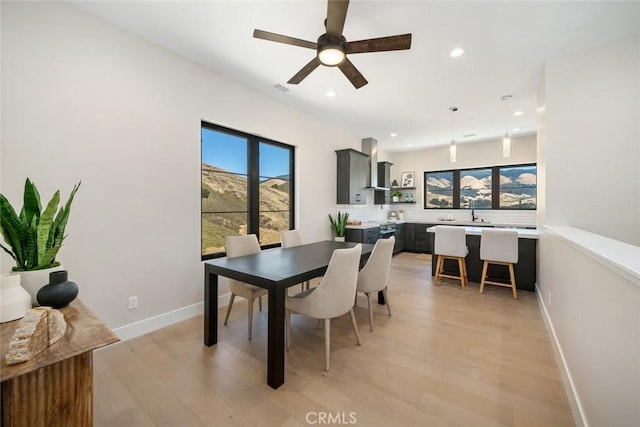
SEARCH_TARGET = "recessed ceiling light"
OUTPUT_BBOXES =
[390,133,397,138]
[513,111,523,116]
[406,143,412,147]
[326,90,336,97]
[450,48,465,58]
[512,128,520,132]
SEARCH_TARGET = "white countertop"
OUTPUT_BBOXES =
[346,220,536,229]
[426,225,539,239]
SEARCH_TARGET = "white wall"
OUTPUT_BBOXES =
[537,36,640,427]
[0,1,360,329]
[543,36,640,245]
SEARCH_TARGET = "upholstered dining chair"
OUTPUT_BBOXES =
[280,229,310,291]
[224,234,268,340]
[433,225,469,288]
[285,244,362,372]
[356,236,395,331]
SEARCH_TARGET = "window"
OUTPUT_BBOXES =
[424,163,536,210]
[499,165,537,209]
[460,168,492,209]
[201,122,294,259]
[425,171,454,208]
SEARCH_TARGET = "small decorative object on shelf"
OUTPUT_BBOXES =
[401,171,415,187]
[37,270,79,309]
[390,191,402,203]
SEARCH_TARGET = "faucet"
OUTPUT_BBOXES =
[471,209,478,222]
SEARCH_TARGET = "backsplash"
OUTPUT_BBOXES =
[336,191,536,226]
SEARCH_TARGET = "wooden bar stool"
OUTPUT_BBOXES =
[433,226,469,288]
[479,229,519,299]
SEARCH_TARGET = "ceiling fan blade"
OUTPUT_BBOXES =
[346,34,412,54]
[338,58,368,89]
[287,57,322,85]
[253,29,317,50]
[326,0,349,39]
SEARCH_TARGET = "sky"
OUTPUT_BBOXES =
[201,128,290,178]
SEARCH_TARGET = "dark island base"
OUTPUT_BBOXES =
[428,233,537,292]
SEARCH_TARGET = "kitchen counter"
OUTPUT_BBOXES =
[346,220,537,229]
[427,227,538,291]
[426,225,539,239]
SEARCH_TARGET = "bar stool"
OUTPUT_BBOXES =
[479,229,519,299]
[433,226,469,288]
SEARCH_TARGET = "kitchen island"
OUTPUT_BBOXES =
[427,226,538,291]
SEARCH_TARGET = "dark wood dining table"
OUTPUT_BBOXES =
[203,240,373,389]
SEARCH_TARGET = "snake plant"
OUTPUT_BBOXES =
[0,179,81,271]
[328,211,349,237]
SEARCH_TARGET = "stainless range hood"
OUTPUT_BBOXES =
[362,137,390,190]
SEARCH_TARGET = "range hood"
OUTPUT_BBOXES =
[362,137,390,190]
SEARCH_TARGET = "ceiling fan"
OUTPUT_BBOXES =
[253,0,412,89]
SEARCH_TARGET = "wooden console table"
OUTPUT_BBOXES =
[1,300,119,426]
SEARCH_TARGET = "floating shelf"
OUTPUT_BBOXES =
[391,187,416,190]
[391,201,416,204]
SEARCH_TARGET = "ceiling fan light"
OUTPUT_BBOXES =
[318,46,345,66]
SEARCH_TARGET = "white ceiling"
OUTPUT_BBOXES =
[70,1,639,152]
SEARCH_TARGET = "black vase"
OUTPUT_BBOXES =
[37,270,79,309]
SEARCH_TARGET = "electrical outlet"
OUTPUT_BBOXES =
[128,296,138,309]
[547,291,551,306]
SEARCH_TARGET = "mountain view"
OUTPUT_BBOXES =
[201,163,290,254]
[425,167,536,209]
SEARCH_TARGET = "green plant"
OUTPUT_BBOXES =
[328,211,349,237]
[390,190,403,198]
[0,179,81,271]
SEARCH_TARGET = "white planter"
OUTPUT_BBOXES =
[1,274,31,323]
[392,196,399,202]
[18,265,64,305]
[334,236,346,242]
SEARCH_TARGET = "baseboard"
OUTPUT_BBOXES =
[111,293,234,342]
[535,284,588,427]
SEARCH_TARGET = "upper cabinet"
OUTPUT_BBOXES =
[336,149,369,205]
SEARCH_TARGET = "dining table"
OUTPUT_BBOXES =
[203,240,373,389]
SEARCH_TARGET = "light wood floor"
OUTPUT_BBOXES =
[93,252,574,426]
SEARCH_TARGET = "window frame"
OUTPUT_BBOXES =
[423,163,536,210]
[201,121,295,260]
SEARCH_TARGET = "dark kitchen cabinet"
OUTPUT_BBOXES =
[393,223,405,253]
[336,149,369,205]
[404,223,416,251]
[415,225,431,253]
[345,226,380,245]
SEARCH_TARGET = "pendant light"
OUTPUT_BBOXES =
[449,106,458,163]
[501,95,512,157]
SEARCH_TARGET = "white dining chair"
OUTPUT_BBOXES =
[356,236,395,331]
[479,228,519,299]
[433,225,469,288]
[285,244,362,372]
[224,234,268,340]
[280,229,310,291]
